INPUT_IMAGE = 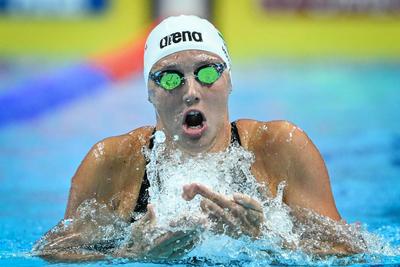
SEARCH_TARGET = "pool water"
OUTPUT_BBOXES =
[0,59,399,266]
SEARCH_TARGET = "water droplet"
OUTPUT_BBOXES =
[154,131,166,144]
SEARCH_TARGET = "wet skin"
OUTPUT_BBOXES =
[148,50,232,154]
[35,50,354,261]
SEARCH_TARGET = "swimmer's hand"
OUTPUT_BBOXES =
[32,219,106,262]
[182,183,265,239]
[115,204,200,260]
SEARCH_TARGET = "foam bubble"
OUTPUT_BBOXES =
[154,130,166,144]
[33,135,400,264]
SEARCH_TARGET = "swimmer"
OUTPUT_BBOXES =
[34,15,364,261]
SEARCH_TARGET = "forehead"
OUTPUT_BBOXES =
[151,50,223,70]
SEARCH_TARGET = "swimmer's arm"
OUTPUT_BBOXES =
[35,128,155,261]
[35,140,142,259]
[289,206,367,255]
[33,141,114,261]
[65,126,154,219]
[32,219,107,262]
[34,191,129,262]
[260,121,341,220]
[64,140,112,219]
[35,209,199,261]
[34,248,105,262]
[261,121,365,254]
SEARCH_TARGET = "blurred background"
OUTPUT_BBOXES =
[0,0,400,266]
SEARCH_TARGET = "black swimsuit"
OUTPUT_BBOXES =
[132,121,241,215]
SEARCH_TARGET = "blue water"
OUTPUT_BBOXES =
[0,59,399,266]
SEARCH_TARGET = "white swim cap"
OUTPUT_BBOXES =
[144,15,231,87]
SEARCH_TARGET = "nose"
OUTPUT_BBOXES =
[182,78,200,106]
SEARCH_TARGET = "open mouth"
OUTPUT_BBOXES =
[182,110,208,138]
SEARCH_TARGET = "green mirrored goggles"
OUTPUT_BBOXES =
[149,62,227,91]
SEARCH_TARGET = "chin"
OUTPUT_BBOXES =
[177,133,217,154]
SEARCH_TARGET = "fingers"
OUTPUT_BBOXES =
[189,183,264,225]
[246,210,264,225]
[232,194,264,226]
[204,198,258,229]
[184,183,265,238]
[184,183,263,213]
[201,199,261,238]
[182,184,196,201]
[183,183,233,208]
[200,199,237,229]
[200,194,265,239]
[200,200,221,228]
[233,193,263,212]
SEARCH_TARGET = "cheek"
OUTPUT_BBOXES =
[153,91,184,121]
[205,89,229,109]
[152,90,175,108]
[205,75,230,108]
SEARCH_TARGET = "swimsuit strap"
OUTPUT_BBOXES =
[132,122,242,217]
[132,128,155,215]
[230,121,242,145]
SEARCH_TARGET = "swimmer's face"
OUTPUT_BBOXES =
[148,50,232,154]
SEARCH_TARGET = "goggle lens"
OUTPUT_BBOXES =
[159,72,182,90]
[197,66,220,84]
[150,63,226,91]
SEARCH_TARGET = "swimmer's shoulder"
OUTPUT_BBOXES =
[235,119,311,150]
[89,126,154,162]
[66,126,154,219]
[74,125,154,192]
[236,119,340,220]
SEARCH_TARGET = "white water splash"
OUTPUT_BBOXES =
[140,130,400,264]
[33,130,400,265]
[143,131,262,230]
[143,130,303,252]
